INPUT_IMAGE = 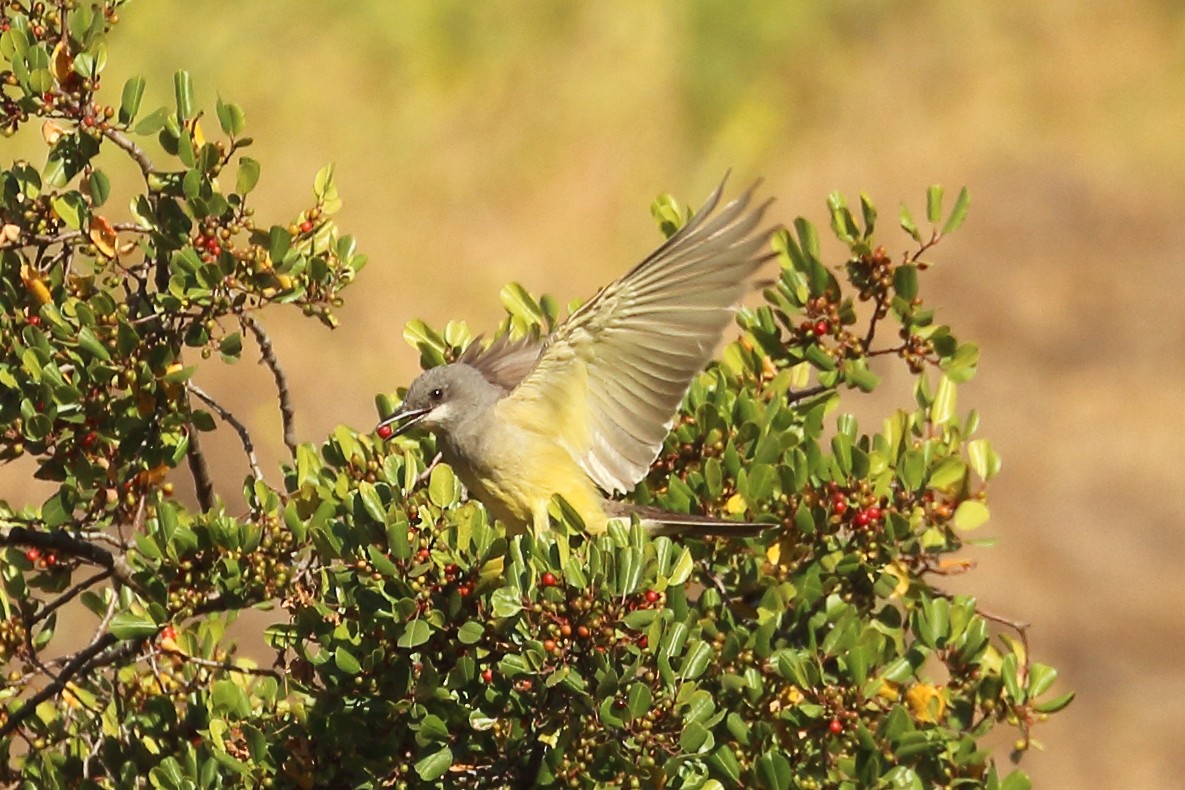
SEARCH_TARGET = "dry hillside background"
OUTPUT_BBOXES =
[4,2,1184,785]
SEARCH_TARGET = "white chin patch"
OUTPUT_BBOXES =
[420,402,452,429]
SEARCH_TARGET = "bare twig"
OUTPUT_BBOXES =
[150,648,282,679]
[183,424,216,512]
[786,384,832,405]
[29,568,113,626]
[101,127,155,179]
[239,312,297,457]
[0,632,121,740]
[187,383,264,482]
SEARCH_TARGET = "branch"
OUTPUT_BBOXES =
[187,383,264,482]
[183,425,216,512]
[239,312,297,457]
[786,384,832,405]
[0,632,122,740]
[101,127,156,179]
[29,568,113,627]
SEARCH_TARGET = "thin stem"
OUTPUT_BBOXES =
[102,127,156,179]
[184,425,217,511]
[187,383,264,482]
[239,312,297,457]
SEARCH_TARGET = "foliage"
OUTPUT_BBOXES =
[0,3,1068,788]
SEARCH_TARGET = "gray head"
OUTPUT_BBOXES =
[377,363,500,438]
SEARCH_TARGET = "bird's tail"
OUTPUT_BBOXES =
[605,502,768,538]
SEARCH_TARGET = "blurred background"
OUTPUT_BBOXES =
[6,1,1184,785]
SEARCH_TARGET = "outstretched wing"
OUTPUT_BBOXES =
[458,335,543,393]
[497,176,776,494]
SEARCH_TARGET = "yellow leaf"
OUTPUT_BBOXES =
[724,492,747,515]
[51,40,73,84]
[89,215,118,259]
[20,264,52,305]
[41,119,66,145]
[906,683,947,723]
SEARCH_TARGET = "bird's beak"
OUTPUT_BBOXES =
[376,405,431,438]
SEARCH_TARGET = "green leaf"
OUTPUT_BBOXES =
[134,106,169,136]
[899,203,922,242]
[398,620,432,648]
[211,680,252,718]
[1034,690,1075,714]
[458,621,484,645]
[215,95,246,137]
[680,721,714,754]
[926,185,944,224]
[236,157,260,195]
[428,464,457,508]
[87,170,111,207]
[1000,769,1032,790]
[173,70,194,121]
[414,747,453,782]
[119,75,146,124]
[218,331,242,362]
[491,587,522,618]
[755,750,792,790]
[952,500,990,531]
[333,646,362,674]
[943,186,971,234]
[626,683,652,721]
[668,546,693,585]
[929,375,957,426]
[109,612,159,640]
[50,193,86,231]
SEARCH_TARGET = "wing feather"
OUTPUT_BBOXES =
[499,176,776,493]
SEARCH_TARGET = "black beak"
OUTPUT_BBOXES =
[376,405,430,438]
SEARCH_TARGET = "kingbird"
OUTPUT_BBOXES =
[379,177,775,537]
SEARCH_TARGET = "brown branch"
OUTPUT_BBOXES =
[187,383,264,482]
[786,383,832,405]
[0,632,123,740]
[150,648,282,679]
[101,127,155,179]
[28,568,113,627]
[239,312,297,456]
[184,425,216,512]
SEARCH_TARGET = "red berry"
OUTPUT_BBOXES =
[481,668,493,683]
[160,625,178,641]
[833,500,847,515]
[44,553,58,567]
[25,548,40,562]
[638,635,649,649]
[853,510,872,528]
[577,625,591,639]
[27,315,41,326]
[829,719,843,734]
[376,423,393,439]
[208,242,221,256]
[540,571,557,587]
[459,582,473,597]
[644,590,660,604]
[417,548,430,561]
[866,506,882,521]
[300,220,313,233]
[81,431,97,448]
[543,638,557,652]
[814,319,830,336]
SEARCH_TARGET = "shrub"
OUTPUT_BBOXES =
[0,4,1069,788]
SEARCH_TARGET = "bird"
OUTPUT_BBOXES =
[378,176,777,537]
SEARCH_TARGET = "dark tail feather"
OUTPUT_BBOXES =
[605,502,769,538]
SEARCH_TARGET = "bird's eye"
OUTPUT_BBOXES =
[429,387,444,403]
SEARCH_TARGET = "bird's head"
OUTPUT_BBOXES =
[376,363,495,438]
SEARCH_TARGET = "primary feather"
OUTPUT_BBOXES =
[499,177,776,495]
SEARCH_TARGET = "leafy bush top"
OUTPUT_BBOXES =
[0,3,1067,788]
